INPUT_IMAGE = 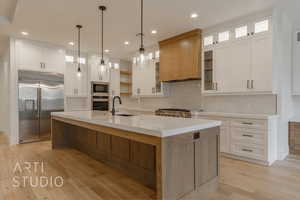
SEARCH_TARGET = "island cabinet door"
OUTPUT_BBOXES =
[95,132,112,161]
[195,127,220,187]
[75,127,97,155]
[162,134,195,200]
[111,136,131,162]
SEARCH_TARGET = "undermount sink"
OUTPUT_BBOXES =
[115,114,135,117]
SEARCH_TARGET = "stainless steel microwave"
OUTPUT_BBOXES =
[92,82,109,95]
[91,82,109,111]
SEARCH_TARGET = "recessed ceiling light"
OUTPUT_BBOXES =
[151,30,157,34]
[124,41,130,45]
[21,31,29,36]
[68,42,74,46]
[105,49,110,53]
[190,13,198,18]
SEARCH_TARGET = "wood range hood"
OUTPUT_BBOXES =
[159,29,202,82]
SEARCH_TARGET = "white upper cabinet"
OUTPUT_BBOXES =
[109,68,120,97]
[202,17,275,95]
[43,46,65,74]
[65,61,88,96]
[132,54,168,97]
[214,39,251,93]
[293,31,300,95]
[15,39,65,74]
[16,40,44,71]
[250,34,273,92]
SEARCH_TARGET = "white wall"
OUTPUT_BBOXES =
[0,45,11,137]
[8,38,19,145]
[122,80,277,114]
[272,4,293,159]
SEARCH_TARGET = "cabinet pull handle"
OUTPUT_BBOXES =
[251,80,254,89]
[242,148,253,153]
[242,122,253,125]
[152,87,155,94]
[242,134,253,138]
[247,80,250,89]
[193,133,200,140]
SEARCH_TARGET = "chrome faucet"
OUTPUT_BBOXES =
[111,96,122,115]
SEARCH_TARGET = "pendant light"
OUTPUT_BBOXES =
[138,0,145,63]
[99,6,106,72]
[76,25,82,77]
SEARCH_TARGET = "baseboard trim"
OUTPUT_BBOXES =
[221,153,272,166]
[278,151,289,160]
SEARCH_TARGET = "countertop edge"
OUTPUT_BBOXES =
[51,112,222,138]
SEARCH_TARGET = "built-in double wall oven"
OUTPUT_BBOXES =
[92,82,109,111]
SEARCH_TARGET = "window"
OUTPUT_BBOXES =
[235,26,248,38]
[204,36,213,46]
[255,20,269,34]
[65,56,86,64]
[65,55,74,63]
[218,31,230,42]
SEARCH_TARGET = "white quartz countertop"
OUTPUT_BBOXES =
[193,112,278,120]
[51,111,221,138]
[116,107,278,120]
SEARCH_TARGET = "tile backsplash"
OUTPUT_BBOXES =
[122,80,277,115]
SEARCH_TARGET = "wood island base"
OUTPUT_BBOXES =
[51,116,220,200]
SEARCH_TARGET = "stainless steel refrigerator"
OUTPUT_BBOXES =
[18,70,64,143]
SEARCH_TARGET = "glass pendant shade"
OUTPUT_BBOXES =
[99,59,106,72]
[75,25,82,77]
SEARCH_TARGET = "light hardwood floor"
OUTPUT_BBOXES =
[0,141,300,200]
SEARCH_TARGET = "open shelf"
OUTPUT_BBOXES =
[120,71,132,76]
[120,82,132,86]
[120,92,132,96]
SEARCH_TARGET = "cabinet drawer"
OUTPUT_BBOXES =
[231,119,267,130]
[230,143,266,161]
[231,128,265,145]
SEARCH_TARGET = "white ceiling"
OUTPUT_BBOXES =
[0,0,276,59]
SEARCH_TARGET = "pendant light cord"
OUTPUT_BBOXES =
[141,0,144,49]
[78,26,80,69]
[101,8,104,61]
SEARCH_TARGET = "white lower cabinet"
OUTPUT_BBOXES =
[196,115,278,166]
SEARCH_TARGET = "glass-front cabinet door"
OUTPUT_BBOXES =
[203,50,214,91]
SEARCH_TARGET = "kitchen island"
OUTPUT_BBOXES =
[51,111,221,200]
